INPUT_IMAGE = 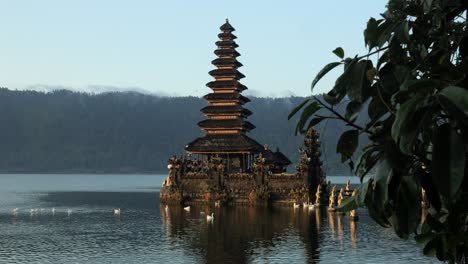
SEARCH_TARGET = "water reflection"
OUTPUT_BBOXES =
[328,212,336,240]
[158,203,432,263]
[0,187,432,263]
[160,204,321,263]
[337,214,343,247]
[350,220,358,250]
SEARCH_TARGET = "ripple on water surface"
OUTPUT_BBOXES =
[0,174,432,263]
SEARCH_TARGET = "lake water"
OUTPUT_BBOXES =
[0,174,433,263]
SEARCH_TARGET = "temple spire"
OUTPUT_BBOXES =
[185,20,262,154]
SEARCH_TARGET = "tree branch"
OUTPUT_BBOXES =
[313,96,375,135]
[356,46,389,61]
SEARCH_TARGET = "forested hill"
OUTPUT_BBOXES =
[0,88,354,175]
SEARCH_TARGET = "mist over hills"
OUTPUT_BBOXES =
[0,88,356,175]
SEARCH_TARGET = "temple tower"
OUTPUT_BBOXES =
[185,19,263,172]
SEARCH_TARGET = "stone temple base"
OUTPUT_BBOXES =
[160,172,315,206]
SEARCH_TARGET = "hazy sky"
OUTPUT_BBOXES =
[0,1,387,97]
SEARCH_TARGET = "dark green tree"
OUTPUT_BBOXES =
[291,0,468,262]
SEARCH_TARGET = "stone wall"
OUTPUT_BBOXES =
[160,172,310,206]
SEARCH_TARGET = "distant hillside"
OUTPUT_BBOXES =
[0,88,359,175]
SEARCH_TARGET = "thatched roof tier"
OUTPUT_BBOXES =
[262,148,292,165]
[218,32,237,40]
[203,93,250,103]
[209,69,245,79]
[220,20,235,32]
[198,119,255,130]
[214,49,240,58]
[185,134,263,153]
[262,148,276,162]
[215,40,239,48]
[184,20,261,155]
[201,105,252,116]
[211,57,243,67]
[206,80,247,91]
[274,150,292,165]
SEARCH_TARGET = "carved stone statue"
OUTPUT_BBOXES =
[314,185,321,205]
[345,178,351,195]
[338,188,344,206]
[349,189,359,221]
[328,185,336,212]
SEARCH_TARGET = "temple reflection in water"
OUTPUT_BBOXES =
[159,204,372,263]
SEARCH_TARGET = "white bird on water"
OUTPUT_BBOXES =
[113,208,121,215]
[206,213,214,222]
[214,200,220,207]
[67,209,72,216]
[308,204,315,211]
[293,203,300,209]
[183,206,190,212]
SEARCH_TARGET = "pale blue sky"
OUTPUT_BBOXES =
[0,0,387,97]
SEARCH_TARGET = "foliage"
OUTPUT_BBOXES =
[292,0,468,262]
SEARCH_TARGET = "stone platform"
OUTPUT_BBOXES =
[160,172,313,206]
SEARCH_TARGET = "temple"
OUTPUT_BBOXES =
[185,19,264,173]
[160,20,325,205]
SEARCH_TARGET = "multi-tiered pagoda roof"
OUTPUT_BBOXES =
[185,19,263,154]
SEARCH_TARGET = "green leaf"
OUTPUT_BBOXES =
[366,160,392,227]
[356,180,371,206]
[395,20,410,43]
[336,129,359,161]
[435,236,447,261]
[376,50,389,70]
[368,96,388,122]
[391,94,426,143]
[399,107,432,155]
[377,20,398,48]
[364,18,382,50]
[348,60,372,103]
[323,80,347,105]
[332,47,344,59]
[432,123,465,201]
[415,232,436,245]
[379,64,411,96]
[311,62,342,91]
[424,213,444,233]
[336,194,358,212]
[323,90,345,105]
[438,86,468,115]
[306,116,326,130]
[393,175,422,239]
[423,238,438,256]
[288,98,310,120]
[423,0,433,13]
[324,58,358,105]
[295,101,321,135]
[401,78,439,94]
[345,101,362,123]
[438,95,468,128]
[402,21,410,42]
[354,146,379,181]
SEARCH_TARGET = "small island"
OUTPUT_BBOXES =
[160,20,326,206]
